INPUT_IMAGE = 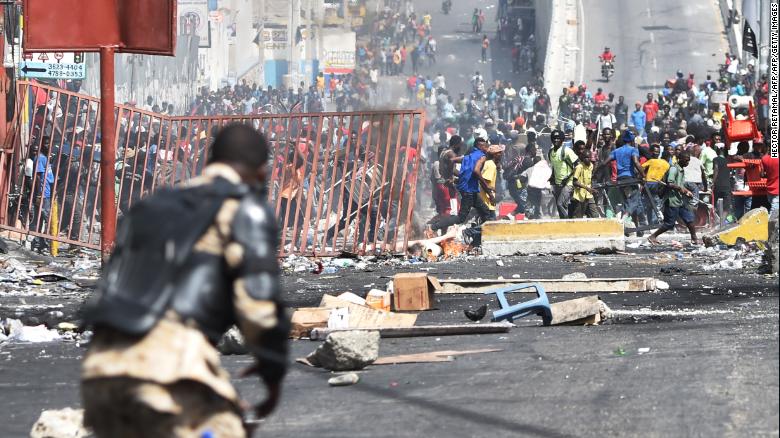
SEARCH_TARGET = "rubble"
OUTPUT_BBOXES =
[1,318,61,343]
[328,373,360,387]
[29,408,88,438]
[217,326,248,355]
[549,296,608,325]
[304,330,380,371]
[709,207,769,246]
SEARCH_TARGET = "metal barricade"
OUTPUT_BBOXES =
[1,81,425,256]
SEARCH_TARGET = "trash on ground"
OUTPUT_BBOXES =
[365,289,391,312]
[30,408,88,438]
[328,373,360,387]
[217,326,247,355]
[464,304,488,321]
[392,273,441,311]
[550,295,608,325]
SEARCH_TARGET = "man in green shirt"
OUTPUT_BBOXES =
[698,140,717,189]
[648,151,699,245]
[548,129,578,218]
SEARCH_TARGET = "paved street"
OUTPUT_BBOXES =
[580,0,730,103]
[374,0,530,108]
[1,0,778,437]
[2,238,778,437]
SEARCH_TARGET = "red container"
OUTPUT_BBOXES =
[498,202,525,220]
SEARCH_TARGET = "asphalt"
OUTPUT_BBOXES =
[579,0,730,104]
[374,0,531,110]
[2,1,779,437]
[1,236,778,437]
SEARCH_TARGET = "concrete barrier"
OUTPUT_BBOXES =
[481,218,625,256]
[712,207,769,245]
[540,0,581,115]
[718,0,742,57]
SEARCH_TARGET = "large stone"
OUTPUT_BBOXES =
[217,326,248,355]
[305,330,380,371]
[29,408,88,438]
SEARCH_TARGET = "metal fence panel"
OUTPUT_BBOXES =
[1,81,424,256]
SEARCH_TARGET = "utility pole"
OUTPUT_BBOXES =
[305,0,313,87]
[259,0,265,85]
[289,0,300,88]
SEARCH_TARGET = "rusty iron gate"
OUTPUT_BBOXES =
[1,81,425,256]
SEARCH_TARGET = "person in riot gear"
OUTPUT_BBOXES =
[81,124,289,438]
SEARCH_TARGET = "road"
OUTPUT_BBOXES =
[374,0,531,109]
[1,239,778,437]
[579,0,730,104]
[1,1,778,437]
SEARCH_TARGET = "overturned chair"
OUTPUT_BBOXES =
[484,283,552,325]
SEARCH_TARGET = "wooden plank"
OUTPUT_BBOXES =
[373,349,503,365]
[319,295,418,329]
[436,277,656,294]
[549,295,603,325]
[309,323,512,340]
[290,307,331,338]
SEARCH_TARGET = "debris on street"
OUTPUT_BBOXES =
[328,373,361,387]
[435,277,659,293]
[301,330,380,371]
[29,408,88,438]
[708,207,769,246]
[309,323,513,340]
[373,349,503,365]
[549,296,608,326]
[392,273,441,310]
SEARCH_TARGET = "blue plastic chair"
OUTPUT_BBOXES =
[484,283,552,325]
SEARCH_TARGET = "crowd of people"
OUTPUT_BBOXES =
[11,0,778,255]
[418,57,777,246]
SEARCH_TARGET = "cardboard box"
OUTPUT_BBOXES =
[321,294,417,328]
[290,307,331,338]
[366,289,391,312]
[393,273,441,311]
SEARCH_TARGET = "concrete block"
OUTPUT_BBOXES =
[713,207,769,245]
[481,218,625,256]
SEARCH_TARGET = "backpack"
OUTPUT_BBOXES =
[86,178,248,333]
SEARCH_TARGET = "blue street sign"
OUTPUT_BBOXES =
[18,61,86,80]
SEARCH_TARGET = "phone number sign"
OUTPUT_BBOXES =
[19,61,86,79]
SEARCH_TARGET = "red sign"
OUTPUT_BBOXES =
[23,0,176,56]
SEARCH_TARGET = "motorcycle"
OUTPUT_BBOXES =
[600,59,615,82]
[441,0,451,14]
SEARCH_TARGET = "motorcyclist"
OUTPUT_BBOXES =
[599,47,615,63]
[599,47,615,78]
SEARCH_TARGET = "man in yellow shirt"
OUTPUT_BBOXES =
[641,143,669,223]
[571,152,600,217]
[480,144,505,219]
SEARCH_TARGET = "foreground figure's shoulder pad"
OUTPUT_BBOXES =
[231,193,279,246]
